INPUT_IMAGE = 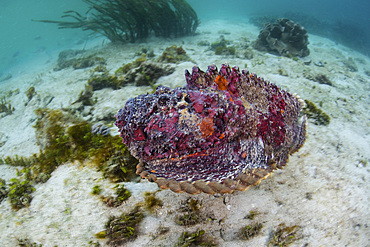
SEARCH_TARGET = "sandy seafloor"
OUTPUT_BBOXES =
[0,19,369,246]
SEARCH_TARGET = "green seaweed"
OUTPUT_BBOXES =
[143,191,163,212]
[0,178,7,203]
[211,36,229,50]
[17,238,42,247]
[26,86,36,102]
[115,54,148,76]
[1,108,138,185]
[284,53,299,61]
[0,96,15,116]
[102,184,131,207]
[197,40,210,46]
[303,99,330,126]
[277,69,288,76]
[115,54,175,87]
[175,230,217,247]
[105,206,144,246]
[88,240,102,247]
[246,210,260,220]
[94,231,106,239]
[91,185,102,195]
[314,74,333,86]
[87,72,123,90]
[239,222,263,240]
[35,0,199,43]
[268,223,301,247]
[73,84,95,106]
[0,155,33,167]
[175,198,202,226]
[88,54,149,90]
[53,49,85,70]
[358,159,368,167]
[72,55,106,70]
[157,45,193,63]
[115,184,131,202]
[211,36,236,56]
[8,169,36,210]
[155,226,170,236]
[251,58,265,66]
[215,46,235,55]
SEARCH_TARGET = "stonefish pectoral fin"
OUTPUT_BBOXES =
[115,64,306,194]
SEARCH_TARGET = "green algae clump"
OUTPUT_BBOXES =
[175,229,217,247]
[303,99,330,126]
[211,36,236,55]
[143,191,163,213]
[0,96,15,117]
[36,0,199,43]
[102,184,132,207]
[246,210,260,220]
[175,199,203,226]
[8,170,36,210]
[158,45,193,63]
[268,223,301,247]
[105,207,144,246]
[91,185,102,195]
[2,108,138,185]
[0,178,8,204]
[88,72,123,90]
[239,222,263,240]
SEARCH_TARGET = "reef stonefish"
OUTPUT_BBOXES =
[115,64,306,194]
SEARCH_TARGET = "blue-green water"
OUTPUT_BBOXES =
[0,0,90,76]
[0,0,369,76]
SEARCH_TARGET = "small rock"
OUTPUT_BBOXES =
[303,59,311,65]
[91,123,110,136]
[314,61,325,67]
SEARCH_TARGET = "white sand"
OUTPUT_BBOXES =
[0,19,369,246]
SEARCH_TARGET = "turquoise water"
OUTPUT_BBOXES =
[187,0,370,55]
[0,0,369,76]
[0,0,89,75]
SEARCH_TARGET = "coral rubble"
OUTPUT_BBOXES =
[115,64,307,194]
[88,57,175,89]
[91,123,110,136]
[211,35,236,56]
[255,18,309,57]
[53,49,106,71]
[157,45,194,64]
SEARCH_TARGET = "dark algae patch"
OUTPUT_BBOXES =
[0,108,138,210]
[303,99,330,126]
[7,169,36,210]
[102,184,131,207]
[175,199,203,226]
[143,191,163,213]
[239,222,263,240]
[268,223,302,246]
[105,207,144,246]
[175,229,217,247]
[0,178,7,203]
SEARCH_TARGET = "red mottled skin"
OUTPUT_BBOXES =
[115,64,306,183]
